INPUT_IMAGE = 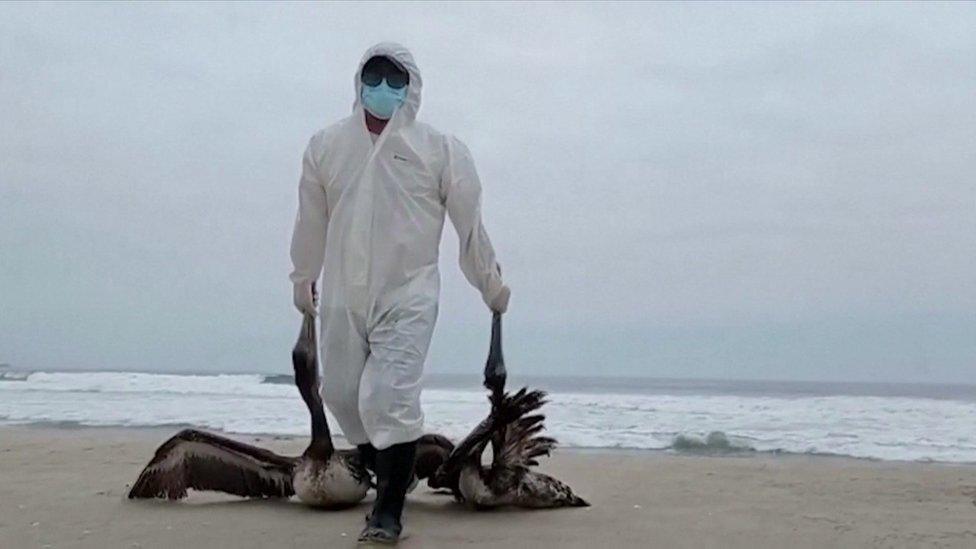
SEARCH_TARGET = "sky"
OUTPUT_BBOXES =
[1,2,974,383]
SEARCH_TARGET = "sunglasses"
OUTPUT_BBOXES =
[361,56,410,89]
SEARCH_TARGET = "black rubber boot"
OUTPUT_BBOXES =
[358,440,417,545]
[357,443,377,472]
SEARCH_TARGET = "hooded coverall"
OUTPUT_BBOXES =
[290,42,505,450]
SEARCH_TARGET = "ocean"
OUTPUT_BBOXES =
[2,369,975,463]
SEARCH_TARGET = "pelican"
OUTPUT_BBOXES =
[128,313,452,507]
[430,313,588,509]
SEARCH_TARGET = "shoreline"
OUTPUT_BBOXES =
[5,421,976,468]
[6,370,976,463]
[2,425,976,548]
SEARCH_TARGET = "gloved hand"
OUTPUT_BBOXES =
[293,282,318,316]
[489,285,510,314]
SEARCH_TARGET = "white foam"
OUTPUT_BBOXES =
[2,372,976,462]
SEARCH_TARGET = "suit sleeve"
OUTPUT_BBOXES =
[289,137,329,287]
[441,137,505,309]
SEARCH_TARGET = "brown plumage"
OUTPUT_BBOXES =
[127,428,297,500]
[432,388,588,509]
[128,312,451,506]
[414,433,455,483]
[430,313,588,509]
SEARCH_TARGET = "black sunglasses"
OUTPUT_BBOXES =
[361,56,410,89]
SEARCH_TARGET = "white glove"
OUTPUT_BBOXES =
[293,282,318,316]
[489,285,510,314]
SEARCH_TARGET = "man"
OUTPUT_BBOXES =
[289,42,509,544]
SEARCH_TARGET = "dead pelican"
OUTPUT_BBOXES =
[128,313,452,507]
[430,313,588,509]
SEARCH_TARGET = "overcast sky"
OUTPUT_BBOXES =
[1,2,974,383]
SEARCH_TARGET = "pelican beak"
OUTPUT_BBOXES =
[483,312,506,394]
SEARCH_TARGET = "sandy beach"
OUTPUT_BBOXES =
[1,425,975,548]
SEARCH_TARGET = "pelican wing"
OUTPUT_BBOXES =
[128,429,297,500]
[496,389,556,469]
[414,433,455,483]
[431,387,552,492]
[429,415,495,491]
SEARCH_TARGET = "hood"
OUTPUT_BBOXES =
[353,42,422,124]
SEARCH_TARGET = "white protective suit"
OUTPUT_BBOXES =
[289,43,505,450]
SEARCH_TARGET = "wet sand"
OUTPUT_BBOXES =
[1,425,975,548]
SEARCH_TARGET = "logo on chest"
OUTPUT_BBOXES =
[387,152,435,195]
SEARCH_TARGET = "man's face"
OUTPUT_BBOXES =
[361,56,409,90]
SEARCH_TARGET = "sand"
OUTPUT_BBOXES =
[1,426,975,548]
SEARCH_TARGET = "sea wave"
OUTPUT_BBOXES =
[2,371,976,463]
[671,431,755,454]
[0,370,31,381]
[262,374,294,385]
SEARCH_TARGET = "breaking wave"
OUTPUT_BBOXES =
[2,371,976,463]
[671,431,755,454]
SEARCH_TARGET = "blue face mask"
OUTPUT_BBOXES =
[361,79,407,120]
